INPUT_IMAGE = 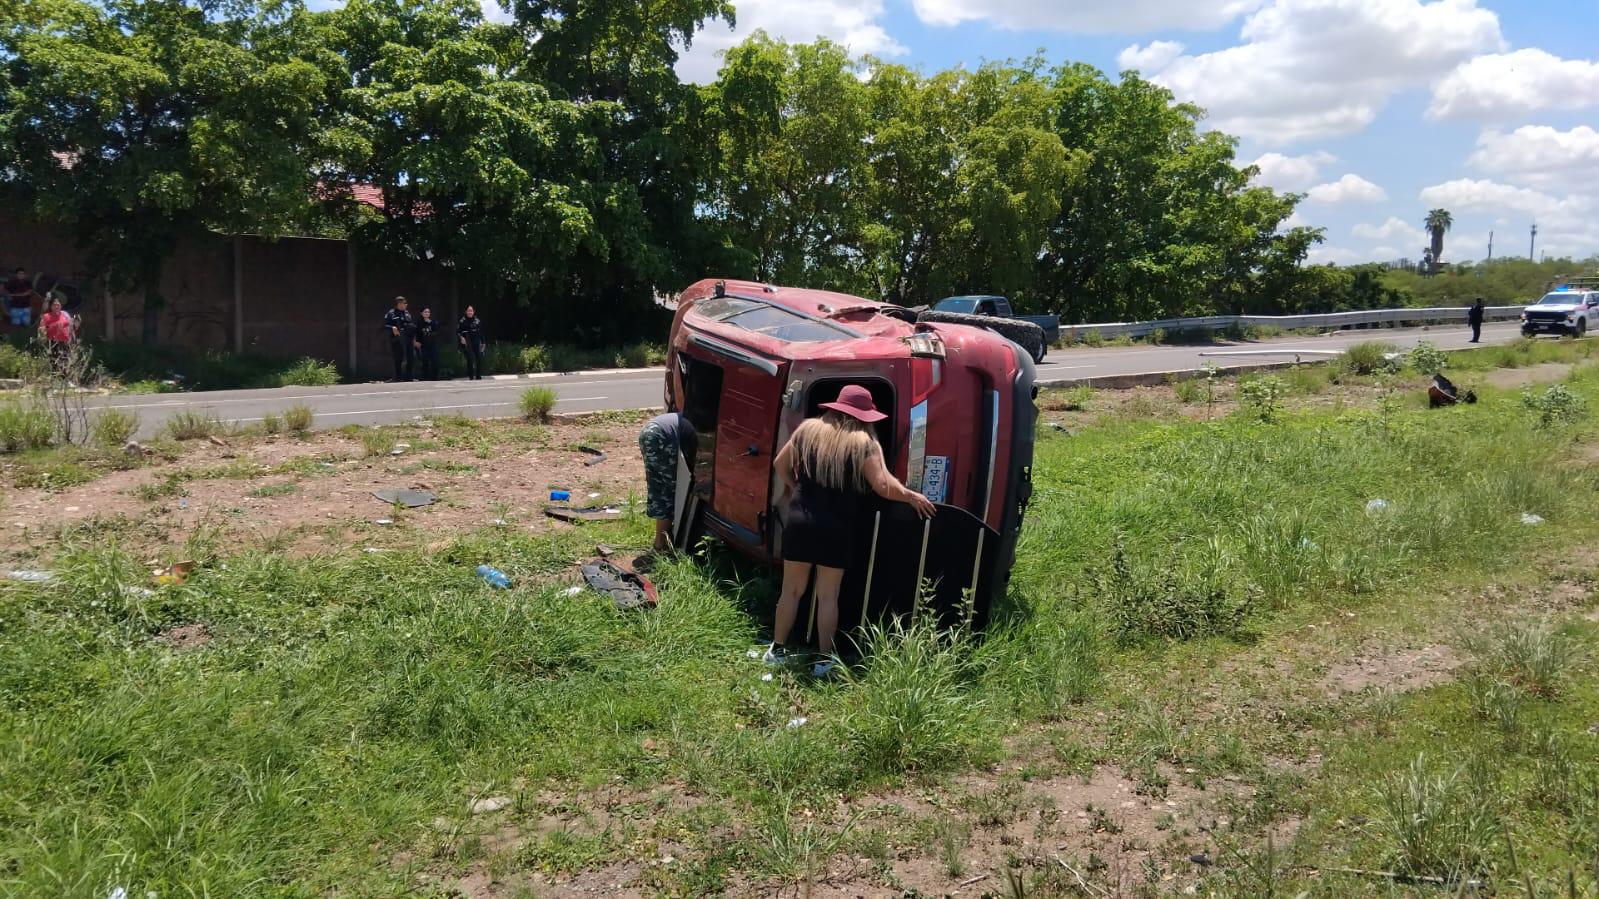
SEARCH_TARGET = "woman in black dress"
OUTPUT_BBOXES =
[457,305,485,380]
[765,385,935,677]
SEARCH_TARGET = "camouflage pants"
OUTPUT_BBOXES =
[639,423,678,521]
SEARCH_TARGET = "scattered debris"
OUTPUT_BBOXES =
[1188,852,1213,867]
[123,586,155,598]
[6,569,54,583]
[371,488,437,508]
[761,672,774,682]
[577,445,606,466]
[363,547,385,553]
[207,435,228,448]
[123,440,145,458]
[373,518,394,526]
[561,585,585,596]
[389,443,410,456]
[1521,512,1546,526]
[544,505,623,523]
[785,717,808,729]
[153,560,196,586]
[578,560,658,611]
[587,491,601,499]
[476,565,512,589]
[595,543,616,557]
[1427,373,1478,408]
[470,795,512,815]
[491,517,509,526]
[1365,498,1390,513]
[550,489,572,501]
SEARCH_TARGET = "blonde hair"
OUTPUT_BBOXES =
[792,410,879,492]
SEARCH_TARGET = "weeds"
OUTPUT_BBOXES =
[164,410,224,440]
[0,400,54,452]
[1464,618,1579,698]
[277,358,340,387]
[90,407,139,448]
[1342,341,1399,376]
[521,386,557,422]
[283,404,314,435]
[360,429,396,457]
[1373,755,1499,880]
[1409,340,1449,376]
[260,412,283,434]
[1237,374,1286,421]
[1521,383,1587,428]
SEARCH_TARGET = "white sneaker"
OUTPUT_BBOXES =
[811,658,839,679]
[761,644,786,666]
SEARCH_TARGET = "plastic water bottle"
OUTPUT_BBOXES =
[550,489,571,502]
[476,565,511,589]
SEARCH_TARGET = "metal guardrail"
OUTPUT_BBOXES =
[1058,306,1522,340]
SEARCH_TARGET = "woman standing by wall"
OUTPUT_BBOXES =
[415,307,441,380]
[457,305,485,381]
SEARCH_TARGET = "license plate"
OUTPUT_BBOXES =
[923,455,949,504]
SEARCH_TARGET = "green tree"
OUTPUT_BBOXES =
[1,0,347,342]
[1425,207,1452,272]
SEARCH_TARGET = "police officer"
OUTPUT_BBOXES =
[415,306,441,380]
[1468,296,1486,343]
[457,305,486,380]
[383,296,415,382]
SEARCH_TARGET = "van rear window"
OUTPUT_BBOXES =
[695,296,854,342]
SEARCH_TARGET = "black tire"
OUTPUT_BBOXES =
[1579,320,1588,338]
[916,310,1046,363]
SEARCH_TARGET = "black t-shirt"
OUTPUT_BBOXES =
[416,318,438,343]
[383,307,414,339]
[4,277,31,308]
[457,315,485,347]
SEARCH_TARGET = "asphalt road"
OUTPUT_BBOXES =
[99,321,1522,437]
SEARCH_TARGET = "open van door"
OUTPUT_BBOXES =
[683,334,789,553]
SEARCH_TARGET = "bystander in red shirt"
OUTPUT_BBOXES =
[40,306,74,343]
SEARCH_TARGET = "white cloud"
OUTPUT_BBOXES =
[911,0,1263,32]
[1305,173,1388,203]
[1428,49,1599,121]
[1419,178,1599,259]
[1132,0,1504,143]
[1308,245,1361,264]
[1370,245,1401,258]
[1467,125,1599,191]
[675,0,905,83]
[1118,40,1186,72]
[1248,150,1336,191]
[1352,216,1428,248]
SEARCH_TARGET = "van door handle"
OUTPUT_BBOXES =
[744,444,760,457]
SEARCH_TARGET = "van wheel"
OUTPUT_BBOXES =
[916,310,1046,364]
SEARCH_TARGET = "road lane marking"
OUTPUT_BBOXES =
[226,396,610,423]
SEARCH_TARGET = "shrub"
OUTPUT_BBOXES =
[164,410,223,441]
[277,358,339,387]
[0,401,54,452]
[1093,544,1251,645]
[1465,618,1578,698]
[260,412,283,435]
[484,342,523,375]
[520,386,557,422]
[1172,376,1204,404]
[1407,340,1449,376]
[1236,374,1286,421]
[90,407,140,448]
[361,429,396,457]
[283,404,314,435]
[1521,383,1587,428]
[0,343,35,379]
[1342,340,1399,375]
[615,342,663,368]
[519,345,551,373]
[546,344,587,373]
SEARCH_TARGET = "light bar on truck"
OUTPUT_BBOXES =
[903,332,945,359]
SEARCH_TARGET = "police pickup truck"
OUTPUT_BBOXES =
[1521,278,1599,337]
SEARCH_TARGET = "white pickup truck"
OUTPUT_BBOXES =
[1521,281,1599,337]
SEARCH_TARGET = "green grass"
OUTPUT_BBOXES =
[0,400,54,452]
[5,361,1599,893]
[521,386,557,422]
[90,407,140,448]
[163,410,225,441]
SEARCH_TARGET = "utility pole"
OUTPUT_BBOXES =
[1487,231,1493,261]
[1530,223,1538,260]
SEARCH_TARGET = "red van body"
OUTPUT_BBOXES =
[664,278,1038,631]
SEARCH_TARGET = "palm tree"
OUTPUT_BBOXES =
[1424,208,1452,273]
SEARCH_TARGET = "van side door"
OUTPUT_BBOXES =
[710,350,790,549]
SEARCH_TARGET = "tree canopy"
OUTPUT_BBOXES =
[3,0,1335,343]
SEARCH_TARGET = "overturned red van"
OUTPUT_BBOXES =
[663,279,1038,636]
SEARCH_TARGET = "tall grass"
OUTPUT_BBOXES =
[90,407,140,448]
[0,400,54,452]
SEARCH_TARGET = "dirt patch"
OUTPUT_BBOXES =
[1481,362,1574,390]
[1318,643,1461,695]
[0,415,650,562]
[156,622,213,650]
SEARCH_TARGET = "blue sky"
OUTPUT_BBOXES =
[673,0,1599,266]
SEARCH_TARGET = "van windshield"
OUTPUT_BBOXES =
[695,296,855,342]
[1535,292,1582,306]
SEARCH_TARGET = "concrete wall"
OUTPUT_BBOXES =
[0,216,451,378]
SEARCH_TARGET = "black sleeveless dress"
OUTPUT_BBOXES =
[783,448,866,569]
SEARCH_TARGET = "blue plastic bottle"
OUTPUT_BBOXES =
[550,489,571,501]
[476,565,511,589]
